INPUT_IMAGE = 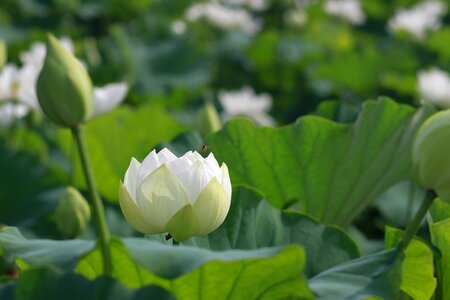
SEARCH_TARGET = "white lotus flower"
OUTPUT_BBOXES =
[93,82,129,116]
[418,68,450,108]
[324,0,366,25]
[186,1,261,34]
[219,86,276,126]
[388,1,446,40]
[119,148,232,242]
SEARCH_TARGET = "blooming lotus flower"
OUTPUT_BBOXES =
[219,86,276,126]
[119,148,232,242]
[388,1,446,40]
[418,68,450,108]
[324,0,366,25]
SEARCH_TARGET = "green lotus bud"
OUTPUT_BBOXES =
[194,102,222,136]
[412,110,450,202]
[55,186,91,238]
[0,41,6,68]
[37,33,94,127]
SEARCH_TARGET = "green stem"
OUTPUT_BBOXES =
[71,125,112,276]
[396,190,435,254]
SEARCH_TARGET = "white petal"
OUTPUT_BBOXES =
[136,165,190,231]
[220,163,232,200]
[180,160,213,204]
[156,148,177,164]
[137,150,160,186]
[124,157,141,200]
[93,82,129,116]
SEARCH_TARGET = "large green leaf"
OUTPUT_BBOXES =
[57,104,186,202]
[207,98,433,225]
[184,186,360,277]
[124,240,313,299]
[384,226,436,300]
[0,228,313,299]
[309,249,404,300]
[0,227,94,270]
[0,267,173,300]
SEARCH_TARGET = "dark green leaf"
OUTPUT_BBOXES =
[185,186,360,277]
[0,267,173,300]
[309,250,403,300]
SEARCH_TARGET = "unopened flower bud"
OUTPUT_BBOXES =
[55,186,91,238]
[194,102,222,136]
[37,33,94,127]
[412,110,450,202]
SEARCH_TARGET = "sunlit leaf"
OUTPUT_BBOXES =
[207,98,433,225]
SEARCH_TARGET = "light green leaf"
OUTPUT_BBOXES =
[75,238,163,288]
[309,249,403,300]
[184,186,360,277]
[384,226,436,300]
[57,104,185,202]
[207,98,433,225]
[428,200,450,300]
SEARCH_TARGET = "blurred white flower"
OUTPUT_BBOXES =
[119,148,232,242]
[418,68,450,108]
[388,1,446,40]
[186,1,261,34]
[0,102,29,127]
[222,0,268,11]
[171,20,187,34]
[93,82,129,116]
[219,86,275,126]
[324,0,366,25]
[285,7,308,28]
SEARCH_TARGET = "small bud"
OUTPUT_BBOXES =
[37,33,94,127]
[412,110,450,202]
[55,186,91,238]
[194,102,222,136]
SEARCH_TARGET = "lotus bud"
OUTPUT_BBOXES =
[119,148,232,242]
[37,33,94,127]
[55,186,91,238]
[412,110,450,202]
[194,102,222,136]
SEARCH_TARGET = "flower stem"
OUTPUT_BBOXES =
[71,125,112,276]
[396,190,435,254]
